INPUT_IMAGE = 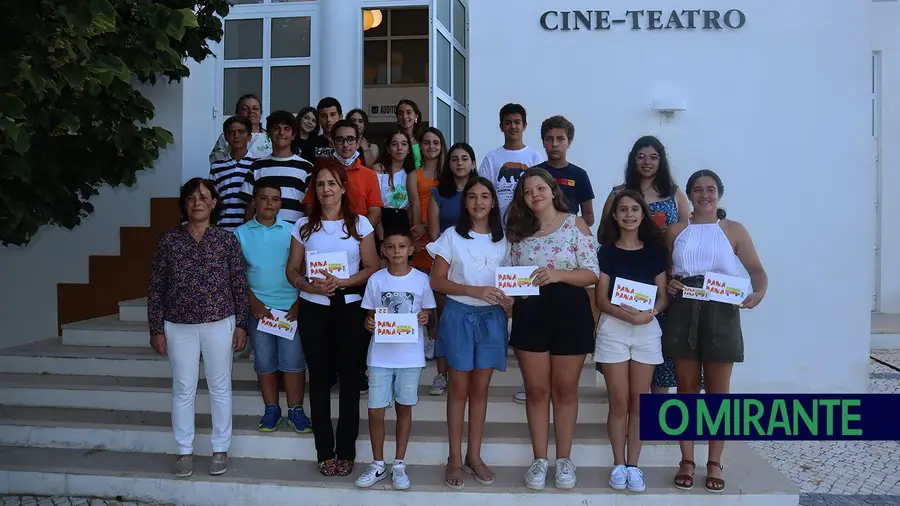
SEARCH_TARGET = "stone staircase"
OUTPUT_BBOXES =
[0,298,799,505]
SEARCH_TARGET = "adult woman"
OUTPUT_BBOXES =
[428,177,512,490]
[347,108,379,168]
[505,167,599,490]
[396,99,423,168]
[210,94,272,163]
[292,106,319,162]
[594,190,668,492]
[371,131,416,242]
[408,127,445,273]
[597,136,691,393]
[147,178,249,478]
[285,158,379,477]
[665,169,767,493]
[425,142,476,395]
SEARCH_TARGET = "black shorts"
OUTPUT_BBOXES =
[509,282,595,355]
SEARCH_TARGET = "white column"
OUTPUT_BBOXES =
[320,0,362,111]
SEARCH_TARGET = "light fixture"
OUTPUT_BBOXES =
[363,9,383,31]
[651,98,687,122]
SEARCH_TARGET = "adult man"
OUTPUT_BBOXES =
[534,115,595,226]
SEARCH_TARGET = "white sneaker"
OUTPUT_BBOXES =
[608,464,627,490]
[554,458,577,489]
[626,466,646,492]
[355,462,388,488]
[391,462,411,490]
[513,385,526,404]
[524,458,549,490]
[428,374,448,395]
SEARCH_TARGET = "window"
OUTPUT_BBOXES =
[363,9,429,86]
[220,3,317,121]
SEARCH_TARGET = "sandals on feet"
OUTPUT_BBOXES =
[705,461,725,493]
[674,459,696,490]
[464,457,495,485]
[445,459,465,490]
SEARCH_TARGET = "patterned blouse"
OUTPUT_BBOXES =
[509,214,600,277]
[147,226,250,336]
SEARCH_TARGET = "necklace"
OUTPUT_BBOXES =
[539,211,559,234]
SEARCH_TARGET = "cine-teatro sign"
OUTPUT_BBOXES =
[539,9,746,31]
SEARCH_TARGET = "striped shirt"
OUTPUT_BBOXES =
[209,155,255,231]
[239,155,313,224]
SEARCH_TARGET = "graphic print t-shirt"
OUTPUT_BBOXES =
[361,268,437,369]
[478,146,545,224]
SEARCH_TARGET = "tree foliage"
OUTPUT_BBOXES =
[0,0,232,246]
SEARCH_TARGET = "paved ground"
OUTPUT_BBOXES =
[3,352,900,505]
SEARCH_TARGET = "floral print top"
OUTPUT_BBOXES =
[147,226,250,336]
[509,214,600,278]
[209,132,273,164]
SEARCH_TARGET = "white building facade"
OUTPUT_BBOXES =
[0,0,897,395]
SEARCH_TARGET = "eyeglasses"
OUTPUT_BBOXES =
[636,153,660,161]
[334,136,358,145]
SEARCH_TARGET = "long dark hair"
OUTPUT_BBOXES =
[179,178,220,225]
[686,169,727,219]
[299,158,362,241]
[505,167,568,243]
[455,177,504,243]
[623,135,675,198]
[437,142,476,198]
[396,99,423,139]
[378,131,417,190]
[600,189,663,246]
[420,127,447,172]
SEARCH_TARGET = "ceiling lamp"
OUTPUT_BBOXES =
[363,9,383,31]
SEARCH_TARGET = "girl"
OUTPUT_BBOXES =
[505,167,599,491]
[347,108,379,168]
[371,131,417,246]
[408,128,446,273]
[396,99,423,168]
[292,106,320,163]
[594,190,669,492]
[665,169,767,493]
[427,177,512,490]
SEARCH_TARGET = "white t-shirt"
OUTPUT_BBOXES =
[361,268,437,369]
[376,169,410,210]
[290,217,374,305]
[478,146,545,224]
[426,227,510,306]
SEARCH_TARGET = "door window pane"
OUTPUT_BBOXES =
[437,99,451,139]
[364,40,388,85]
[224,67,263,113]
[390,9,428,36]
[391,39,428,85]
[453,0,466,48]
[454,109,466,144]
[271,17,311,58]
[270,66,311,113]
[453,48,466,105]
[437,0,451,28]
[224,19,263,60]
[437,33,450,94]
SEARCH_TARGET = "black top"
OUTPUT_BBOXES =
[597,243,667,300]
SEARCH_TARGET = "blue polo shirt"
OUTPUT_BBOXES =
[234,216,298,311]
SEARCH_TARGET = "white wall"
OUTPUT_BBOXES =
[470,0,873,393]
[871,0,900,313]
[182,55,221,182]
[0,81,184,348]
[363,85,430,123]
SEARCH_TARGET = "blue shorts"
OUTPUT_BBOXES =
[248,315,307,374]
[368,366,423,409]
[437,298,508,372]
[434,333,445,358]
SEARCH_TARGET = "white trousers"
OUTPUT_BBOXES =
[165,316,235,455]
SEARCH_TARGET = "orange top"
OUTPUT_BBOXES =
[302,158,383,217]
[412,169,439,271]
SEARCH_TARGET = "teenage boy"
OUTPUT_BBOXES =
[310,96,343,161]
[240,110,314,224]
[478,103,545,224]
[355,229,436,490]
[234,182,312,433]
[534,115,595,226]
[210,116,255,231]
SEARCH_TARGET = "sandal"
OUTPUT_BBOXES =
[705,461,725,493]
[318,459,337,477]
[674,459,695,490]
[464,456,495,485]
[445,458,465,490]
[333,459,354,477]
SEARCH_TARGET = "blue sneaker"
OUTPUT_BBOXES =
[258,404,281,432]
[288,405,312,433]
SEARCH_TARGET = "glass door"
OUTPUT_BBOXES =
[430,0,468,144]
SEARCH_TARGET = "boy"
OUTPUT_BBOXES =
[534,115,595,226]
[478,103,546,225]
[234,182,312,433]
[240,110,314,224]
[355,229,436,490]
[210,116,255,231]
[311,96,343,161]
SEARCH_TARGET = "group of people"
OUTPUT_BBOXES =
[147,94,768,494]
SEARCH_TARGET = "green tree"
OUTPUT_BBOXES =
[0,0,232,246]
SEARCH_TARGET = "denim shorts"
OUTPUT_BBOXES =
[367,366,423,409]
[248,315,307,374]
[437,298,508,372]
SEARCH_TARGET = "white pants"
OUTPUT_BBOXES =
[165,316,235,455]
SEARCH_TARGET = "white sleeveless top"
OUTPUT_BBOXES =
[672,220,740,278]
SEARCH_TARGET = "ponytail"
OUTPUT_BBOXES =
[717,208,727,220]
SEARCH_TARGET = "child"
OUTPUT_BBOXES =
[355,228,436,490]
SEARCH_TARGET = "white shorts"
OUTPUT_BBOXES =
[594,313,663,365]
